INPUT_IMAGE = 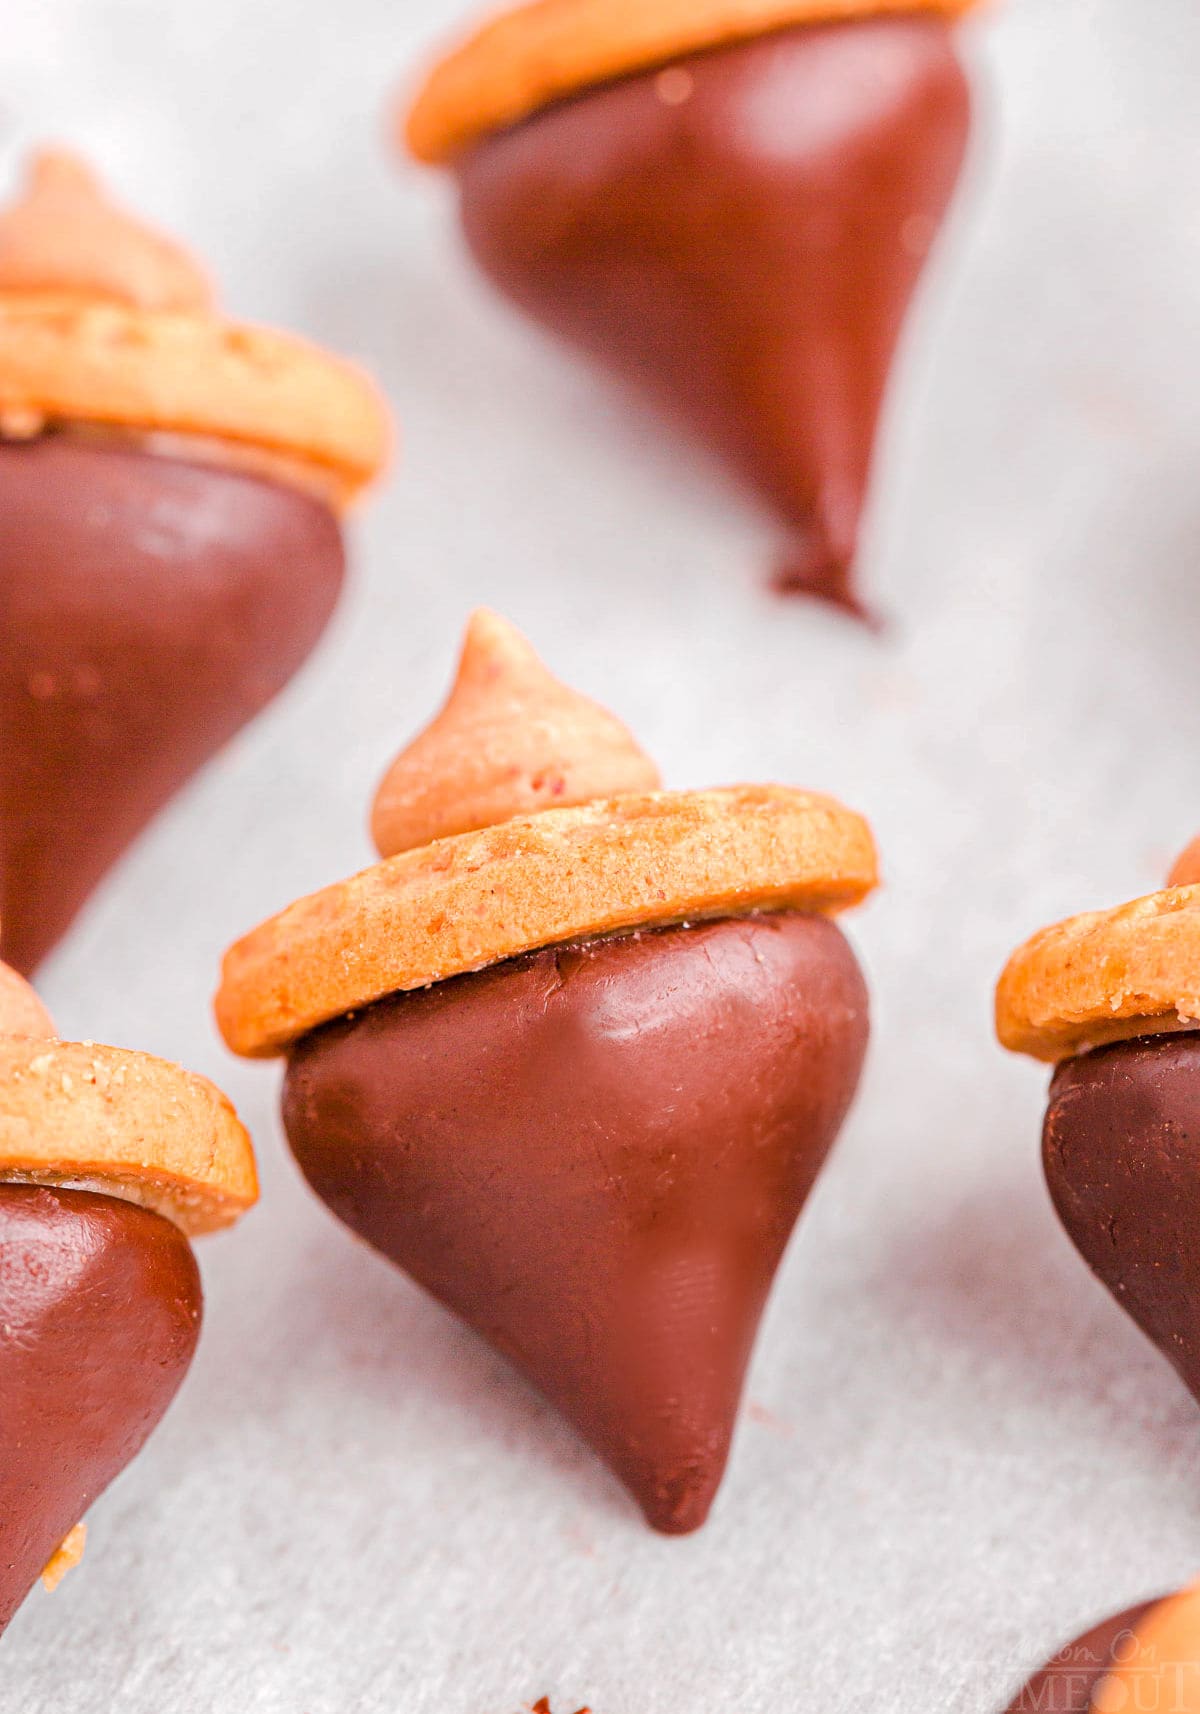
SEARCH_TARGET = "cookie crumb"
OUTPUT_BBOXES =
[41,1522,86,1591]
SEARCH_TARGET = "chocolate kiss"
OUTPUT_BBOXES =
[0,437,344,973]
[0,1183,201,1634]
[1044,1033,1200,1406]
[455,15,971,615]
[1003,1602,1160,1713]
[282,912,869,1533]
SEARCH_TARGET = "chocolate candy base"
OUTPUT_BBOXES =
[0,437,345,974]
[282,912,869,1533]
[457,17,970,614]
[1004,1603,1159,1712]
[0,1184,201,1634]
[1045,1032,1200,1405]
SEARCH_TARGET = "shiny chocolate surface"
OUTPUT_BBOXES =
[0,437,344,972]
[458,17,970,613]
[1045,1032,1200,1407]
[0,1183,201,1634]
[282,912,869,1532]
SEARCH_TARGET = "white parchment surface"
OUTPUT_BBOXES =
[4,1,1200,1708]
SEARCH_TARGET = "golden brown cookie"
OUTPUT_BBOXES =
[217,784,879,1057]
[0,1036,258,1234]
[405,0,980,163]
[0,295,389,508]
[996,885,1200,1064]
[0,150,390,507]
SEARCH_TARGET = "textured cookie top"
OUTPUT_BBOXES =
[0,150,390,506]
[218,784,878,1056]
[404,0,979,163]
[0,957,257,1235]
[997,884,1200,1064]
[217,611,878,1056]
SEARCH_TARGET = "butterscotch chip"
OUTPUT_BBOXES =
[0,150,214,314]
[0,294,389,508]
[996,885,1200,1064]
[1169,836,1200,888]
[371,608,662,857]
[405,0,981,164]
[0,1039,258,1234]
[217,784,879,1057]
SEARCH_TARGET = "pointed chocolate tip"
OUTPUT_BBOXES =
[370,609,661,857]
[629,1463,723,1536]
[0,143,214,312]
[771,537,880,628]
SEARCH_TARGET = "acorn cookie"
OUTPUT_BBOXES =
[997,840,1200,1417]
[0,148,391,974]
[401,0,980,614]
[1003,1581,1200,1712]
[216,610,878,1532]
[0,953,257,1635]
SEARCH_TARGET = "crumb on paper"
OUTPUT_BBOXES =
[41,1521,87,1592]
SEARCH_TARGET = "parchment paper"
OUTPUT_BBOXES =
[4,1,1200,1707]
